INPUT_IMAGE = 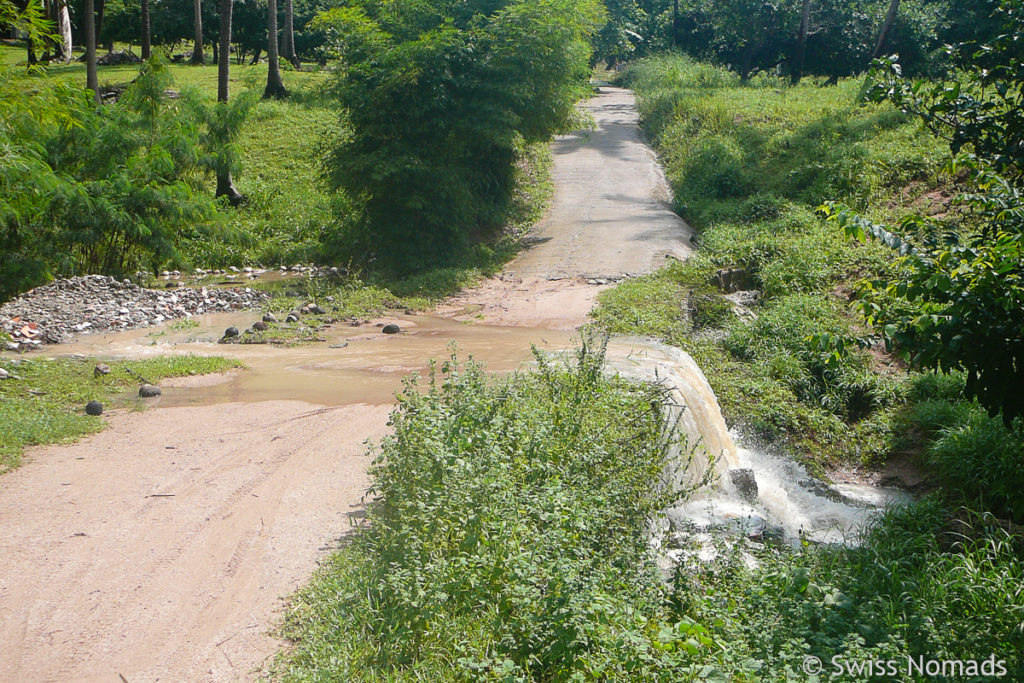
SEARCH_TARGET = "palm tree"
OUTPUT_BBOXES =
[216,0,244,203]
[263,0,287,98]
[140,0,151,59]
[872,0,901,59]
[191,0,205,64]
[283,0,299,68]
[84,0,99,103]
[55,0,71,62]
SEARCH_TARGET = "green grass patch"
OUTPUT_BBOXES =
[274,342,725,681]
[0,354,240,472]
[592,55,957,467]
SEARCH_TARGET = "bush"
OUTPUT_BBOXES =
[928,413,1024,519]
[277,342,724,680]
[314,0,602,274]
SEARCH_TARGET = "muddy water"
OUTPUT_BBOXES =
[47,312,909,545]
[49,310,578,407]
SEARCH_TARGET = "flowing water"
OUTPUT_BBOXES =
[603,339,912,546]
[48,313,909,546]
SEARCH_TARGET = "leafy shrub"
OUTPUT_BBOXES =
[314,0,602,274]
[0,57,252,301]
[677,499,1024,680]
[278,342,726,680]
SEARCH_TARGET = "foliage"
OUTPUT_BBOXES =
[829,1,1024,424]
[276,341,723,680]
[0,56,266,301]
[314,0,602,273]
[676,499,1024,680]
[0,353,240,472]
[596,55,945,463]
[665,0,980,81]
[0,58,216,300]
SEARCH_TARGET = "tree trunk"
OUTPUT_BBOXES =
[191,0,205,64]
[84,0,99,103]
[672,0,679,47]
[56,0,71,62]
[20,0,37,64]
[872,0,901,59]
[95,0,105,42]
[283,0,298,67]
[140,0,151,59]
[249,46,261,65]
[263,0,287,98]
[216,0,244,205]
[791,0,812,84]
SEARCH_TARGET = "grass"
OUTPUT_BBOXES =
[590,53,1024,682]
[0,353,240,472]
[675,498,1024,680]
[591,54,955,469]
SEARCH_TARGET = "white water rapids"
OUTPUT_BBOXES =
[605,338,912,547]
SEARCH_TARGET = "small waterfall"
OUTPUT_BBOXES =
[604,338,912,546]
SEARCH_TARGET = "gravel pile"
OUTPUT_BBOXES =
[0,275,269,350]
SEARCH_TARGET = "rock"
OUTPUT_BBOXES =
[262,313,277,323]
[311,305,327,315]
[0,368,8,380]
[138,384,162,398]
[329,342,349,349]
[223,326,240,338]
[712,267,756,294]
[381,323,401,335]
[94,363,111,378]
[728,468,759,502]
[252,321,269,332]
[4,342,19,352]
[85,400,104,416]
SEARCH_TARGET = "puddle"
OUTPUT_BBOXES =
[45,311,578,407]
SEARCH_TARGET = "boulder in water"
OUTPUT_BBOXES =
[138,384,162,398]
[381,323,401,335]
[728,468,759,502]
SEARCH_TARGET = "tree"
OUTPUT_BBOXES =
[791,0,812,84]
[191,0,205,63]
[263,0,287,97]
[215,0,244,204]
[140,0,151,58]
[314,0,602,272]
[56,0,71,62]
[871,0,900,59]
[827,0,1024,425]
[282,0,299,67]
[84,0,99,103]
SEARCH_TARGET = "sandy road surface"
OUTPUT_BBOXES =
[0,402,391,682]
[0,87,691,682]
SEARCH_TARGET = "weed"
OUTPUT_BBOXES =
[0,354,240,472]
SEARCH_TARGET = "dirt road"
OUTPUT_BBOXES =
[0,87,692,682]
[440,87,694,328]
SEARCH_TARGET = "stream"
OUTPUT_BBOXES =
[52,313,911,547]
